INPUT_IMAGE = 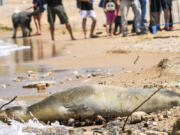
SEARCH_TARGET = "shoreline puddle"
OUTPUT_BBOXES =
[0,64,123,98]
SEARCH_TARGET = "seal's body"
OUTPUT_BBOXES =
[0,85,180,124]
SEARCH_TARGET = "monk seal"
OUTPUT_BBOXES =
[0,85,180,125]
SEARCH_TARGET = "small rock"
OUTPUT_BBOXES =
[17,75,27,81]
[64,77,73,81]
[1,83,10,88]
[72,71,78,75]
[28,74,38,80]
[76,74,84,79]
[23,81,56,88]
[130,111,147,124]
[27,70,34,74]
[37,84,46,92]
[43,72,54,77]
[59,81,64,84]
[68,118,75,126]
[158,115,164,121]
[13,78,21,82]
[87,73,92,78]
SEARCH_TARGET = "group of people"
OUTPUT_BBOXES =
[27,0,174,42]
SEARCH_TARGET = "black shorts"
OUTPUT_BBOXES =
[115,16,121,26]
[32,8,45,16]
[150,0,169,12]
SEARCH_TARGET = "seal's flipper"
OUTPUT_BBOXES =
[64,103,95,118]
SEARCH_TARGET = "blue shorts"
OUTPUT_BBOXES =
[99,0,104,8]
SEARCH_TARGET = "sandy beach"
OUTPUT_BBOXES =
[0,0,180,134]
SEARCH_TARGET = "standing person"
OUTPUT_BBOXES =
[79,0,97,39]
[27,0,45,35]
[120,0,141,37]
[149,0,161,31]
[168,0,173,30]
[150,0,170,31]
[103,0,118,36]
[114,0,121,35]
[161,0,170,30]
[46,0,75,42]
[139,0,146,30]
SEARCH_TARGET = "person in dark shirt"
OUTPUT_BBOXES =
[27,0,45,35]
[46,0,75,42]
[79,0,97,39]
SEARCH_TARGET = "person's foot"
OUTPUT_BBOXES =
[122,32,128,37]
[50,40,55,45]
[90,34,99,38]
[35,32,41,35]
[157,27,162,31]
[164,27,170,31]
[169,26,174,31]
[131,28,136,33]
[71,36,76,40]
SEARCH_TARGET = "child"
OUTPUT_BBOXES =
[114,0,121,35]
[103,0,117,36]
[27,0,45,35]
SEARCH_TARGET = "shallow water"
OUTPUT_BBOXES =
[0,38,63,70]
[0,65,122,98]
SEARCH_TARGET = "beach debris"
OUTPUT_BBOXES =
[59,81,65,85]
[72,71,78,76]
[23,81,56,89]
[64,77,72,81]
[87,73,92,78]
[122,87,162,131]
[134,55,140,64]
[27,71,39,80]
[157,59,169,69]
[13,78,21,82]
[42,72,54,78]
[143,81,180,89]
[98,81,106,85]
[37,84,46,92]
[1,83,10,88]
[75,74,85,79]
[107,49,130,54]
[0,96,17,110]
[130,111,147,124]
[17,75,27,80]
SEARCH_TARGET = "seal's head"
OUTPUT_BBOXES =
[0,106,27,123]
[0,110,8,122]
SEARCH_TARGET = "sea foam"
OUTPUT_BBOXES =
[0,40,30,57]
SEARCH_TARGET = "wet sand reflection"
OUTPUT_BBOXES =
[0,38,64,76]
[12,38,58,63]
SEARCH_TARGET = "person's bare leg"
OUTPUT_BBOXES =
[157,12,161,30]
[49,24,55,43]
[106,23,110,37]
[65,22,75,40]
[82,18,87,39]
[90,17,96,37]
[164,9,169,29]
[37,13,43,35]
[34,15,40,34]
[111,21,115,36]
